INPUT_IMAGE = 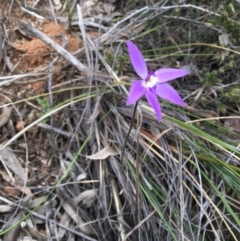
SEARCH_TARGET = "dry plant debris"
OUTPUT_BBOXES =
[12,21,82,73]
[1,0,240,241]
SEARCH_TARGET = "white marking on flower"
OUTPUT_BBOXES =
[146,76,158,88]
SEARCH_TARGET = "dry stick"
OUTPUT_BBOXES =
[19,21,89,73]
[77,4,90,68]
[0,197,97,241]
[122,211,156,241]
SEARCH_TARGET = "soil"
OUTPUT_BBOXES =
[0,2,84,212]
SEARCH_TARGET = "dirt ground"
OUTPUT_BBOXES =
[1,1,240,241]
[0,1,114,240]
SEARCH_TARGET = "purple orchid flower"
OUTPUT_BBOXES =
[126,40,188,121]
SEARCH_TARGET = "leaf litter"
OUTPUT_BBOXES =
[1,0,240,241]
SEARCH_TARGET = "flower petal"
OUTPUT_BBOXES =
[126,80,147,106]
[156,83,185,107]
[154,68,188,83]
[145,90,162,121]
[126,40,148,79]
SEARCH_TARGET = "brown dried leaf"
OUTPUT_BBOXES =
[219,33,230,60]
[28,196,50,224]
[15,121,26,131]
[0,160,32,196]
[15,183,32,196]
[103,3,115,14]
[0,147,27,182]
[0,169,12,183]
[53,0,62,10]
[3,187,21,197]
[25,218,47,240]
[0,205,13,213]
[58,212,71,239]
[219,33,230,47]
[62,201,94,235]
[81,0,97,17]
[29,196,49,209]
[74,189,97,207]
[0,106,12,127]
[3,211,24,241]
[86,146,119,160]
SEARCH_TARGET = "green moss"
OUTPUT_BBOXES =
[36,97,51,123]
[104,50,114,66]
[217,104,226,114]
[104,50,128,72]
[197,96,208,106]
[200,68,222,87]
[218,86,240,103]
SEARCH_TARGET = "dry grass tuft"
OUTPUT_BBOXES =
[1,1,240,241]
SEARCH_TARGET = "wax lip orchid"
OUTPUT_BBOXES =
[126,40,188,121]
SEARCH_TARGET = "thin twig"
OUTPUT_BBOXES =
[122,211,156,241]
[19,21,89,73]
[77,4,90,68]
[0,195,97,241]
